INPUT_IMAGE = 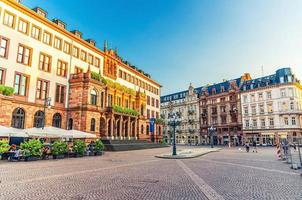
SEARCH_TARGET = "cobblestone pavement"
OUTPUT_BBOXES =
[0,146,301,200]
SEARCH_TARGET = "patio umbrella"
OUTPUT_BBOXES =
[24,126,68,138]
[67,129,97,139]
[0,125,28,138]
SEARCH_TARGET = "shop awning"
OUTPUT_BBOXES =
[0,125,28,138]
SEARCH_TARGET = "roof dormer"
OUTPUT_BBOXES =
[86,39,96,46]
[52,18,66,29]
[33,7,47,18]
[71,30,82,38]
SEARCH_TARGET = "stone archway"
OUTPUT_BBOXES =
[100,117,106,137]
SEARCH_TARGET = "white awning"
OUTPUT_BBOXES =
[24,126,66,138]
[0,125,28,138]
[67,129,97,139]
[23,126,97,139]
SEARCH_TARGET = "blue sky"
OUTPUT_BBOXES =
[23,0,302,95]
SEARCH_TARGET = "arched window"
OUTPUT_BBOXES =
[68,118,73,130]
[52,113,62,128]
[90,118,96,131]
[12,108,25,129]
[33,111,44,128]
[90,89,97,105]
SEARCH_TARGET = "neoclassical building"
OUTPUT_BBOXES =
[161,84,200,144]
[0,0,162,141]
[240,68,302,145]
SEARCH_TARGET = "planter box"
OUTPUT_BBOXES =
[75,154,84,158]
[53,154,65,159]
[94,151,104,156]
[24,157,39,162]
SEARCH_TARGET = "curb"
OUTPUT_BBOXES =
[155,149,221,159]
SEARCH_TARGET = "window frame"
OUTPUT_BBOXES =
[0,36,10,59]
[14,72,29,97]
[57,60,68,77]
[80,50,87,62]
[17,17,30,35]
[31,24,42,41]
[53,36,63,50]
[36,78,50,100]
[39,52,52,72]
[42,30,53,46]
[55,84,66,104]
[3,10,16,29]
[16,44,32,66]
[0,67,6,85]
[72,46,79,58]
[63,41,71,54]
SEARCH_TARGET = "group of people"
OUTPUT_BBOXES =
[245,141,258,153]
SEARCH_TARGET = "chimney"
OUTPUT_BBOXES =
[33,7,47,18]
[86,39,96,46]
[52,18,66,29]
[71,30,82,38]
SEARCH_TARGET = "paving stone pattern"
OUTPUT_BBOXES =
[0,147,301,200]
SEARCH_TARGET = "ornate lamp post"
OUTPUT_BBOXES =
[168,112,181,156]
[208,125,216,148]
[42,97,52,130]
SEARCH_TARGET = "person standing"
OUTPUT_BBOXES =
[252,140,257,153]
[245,142,250,152]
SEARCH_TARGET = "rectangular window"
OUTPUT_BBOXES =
[284,117,289,125]
[43,31,52,46]
[259,104,264,114]
[17,44,32,66]
[53,36,62,50]
[63,42,71,54]
[95,57,100,68]
[244,107,248,115]
[147,96,150,105]
[280,89,286,97]
[18,18,29,35]
[0,36,9,58]
[258,93,263,101]
[0,68,5,84]
[151,98,155,107]
[119,70,122,78]
[73,46,79,58]
[3,11,15,28]
[292,117,296,125]
[80,50,87,61]
[36,79,49,100]
[252,119,257,128]
[245,120,249,128]
[108,94,113,107]
[260,119,265,128]
[57,60,68,77]
[266,91,272,99]
[267,103,273,113]
[14,73,28,96]
[250,94,255,102]
[88,54,94,65]
[251,106,256,115]
[147,109,150,119]
[269,118,274,127]
[156,99,159,108]
[55,84,66,104]
[31,25,41,40]
[39,52,51,72]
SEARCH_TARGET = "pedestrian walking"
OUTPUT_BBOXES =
[252,140,257,153]
[245,142,250,152]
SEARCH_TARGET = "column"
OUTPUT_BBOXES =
[110,118,114,140]
[127,116,130,139]
[119,116,123,139]
[134,119,138,139]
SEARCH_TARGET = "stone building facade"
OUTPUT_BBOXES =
[240,68,302,145]
[0,0,162,141]
[161,84,200,144]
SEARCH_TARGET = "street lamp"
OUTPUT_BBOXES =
[42,97,52,130]
[208,125,216,148]
[168,112,181,156]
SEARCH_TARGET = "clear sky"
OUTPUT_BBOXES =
[23,0,302,95]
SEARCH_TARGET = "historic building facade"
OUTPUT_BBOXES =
[161,84,201,144]
[0,0,162,141]
[199,74,251,145]
[240,68,302,145]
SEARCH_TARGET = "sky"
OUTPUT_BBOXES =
[23,0,302,95]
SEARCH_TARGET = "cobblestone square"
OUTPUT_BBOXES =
[0,147,301,200]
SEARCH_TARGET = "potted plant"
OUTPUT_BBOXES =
[73,140,86,157]
[0,140,10,160]
[21,139,43,161]
[94,140,104,156]
[52,140,68,159]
